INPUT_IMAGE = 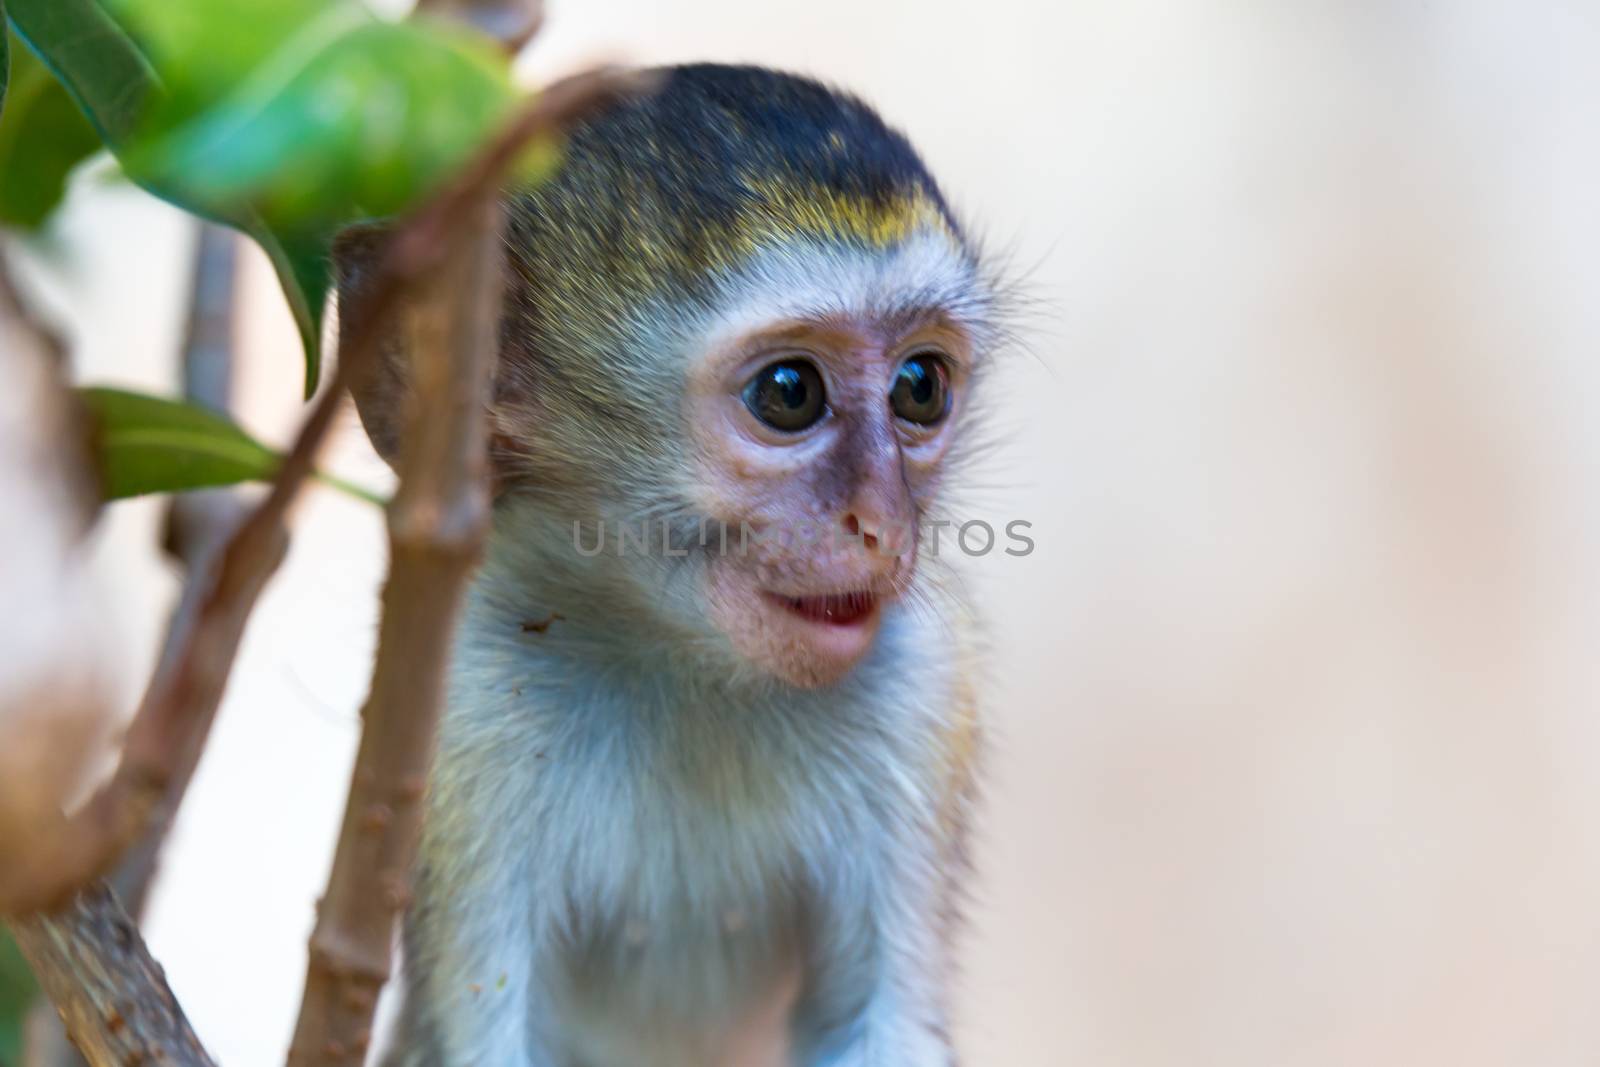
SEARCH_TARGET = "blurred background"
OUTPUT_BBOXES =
[9,0,1600,1063]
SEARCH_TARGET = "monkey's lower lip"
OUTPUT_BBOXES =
[765,590,878,627]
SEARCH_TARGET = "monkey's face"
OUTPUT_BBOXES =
[680,238,982,688]
[338,65,1000,689]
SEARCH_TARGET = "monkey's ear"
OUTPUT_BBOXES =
[333,221,523,487]
[330,221,411,466]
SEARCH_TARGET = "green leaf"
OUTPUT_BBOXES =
[122,14,535,398]
[0,28,104,228]
[5,0,159,148]
[7,0,326,390]
[127,18,519,237]
[81,386,281,498]
[100,0,343,135]
[79,387,385,504]
[9,0,529,399]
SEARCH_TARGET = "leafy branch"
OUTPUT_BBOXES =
[0,0,645,1057]
[7,0,531,395]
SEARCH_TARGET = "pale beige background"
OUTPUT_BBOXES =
[11,1,1600,1064]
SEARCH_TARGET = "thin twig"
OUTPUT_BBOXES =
[115,221,249,925]
[284,66,648,1066]
[286,192,502,1067]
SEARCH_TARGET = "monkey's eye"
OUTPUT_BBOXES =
[890,353,951,426]
[743,359,826,433]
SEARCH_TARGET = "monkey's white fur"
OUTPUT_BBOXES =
[386,235,986,1066]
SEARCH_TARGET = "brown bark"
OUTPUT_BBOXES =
[117,222,248,925]
[284,67,650,1067]
[8,886,215,1067]
[285,197,502,1067]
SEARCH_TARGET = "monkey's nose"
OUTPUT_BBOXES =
[840,511,917,570]
[842,513,880,551]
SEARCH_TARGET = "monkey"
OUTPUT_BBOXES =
[336,63,996,1067]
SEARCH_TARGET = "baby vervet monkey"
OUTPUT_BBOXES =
[337,63,997,1067]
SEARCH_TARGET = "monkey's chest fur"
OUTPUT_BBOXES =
[405,590,956,1065]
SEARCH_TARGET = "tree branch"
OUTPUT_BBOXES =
[8,886,214,1067]
[280,68,646,1067]
[115,221,249,926]
[285,194,502,1067]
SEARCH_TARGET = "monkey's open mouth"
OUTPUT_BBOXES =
[768,590,878,626]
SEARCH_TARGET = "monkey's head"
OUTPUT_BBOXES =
[338,64,996,689]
